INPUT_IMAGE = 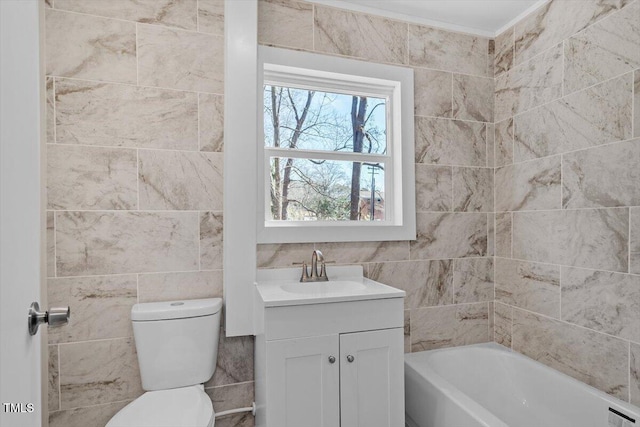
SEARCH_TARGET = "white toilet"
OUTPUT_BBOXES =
[107,298,223,427]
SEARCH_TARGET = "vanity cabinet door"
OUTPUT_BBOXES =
[266,334,340,427]
[339,328,405,427]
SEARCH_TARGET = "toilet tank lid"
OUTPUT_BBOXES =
[131,298,222,321]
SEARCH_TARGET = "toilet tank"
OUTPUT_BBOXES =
[131,298,222,391]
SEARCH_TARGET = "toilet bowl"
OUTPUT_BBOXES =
[106,298,223,427]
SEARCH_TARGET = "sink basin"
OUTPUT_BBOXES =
[281,281,367,295]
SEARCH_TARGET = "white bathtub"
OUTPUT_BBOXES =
[405,343,639,427]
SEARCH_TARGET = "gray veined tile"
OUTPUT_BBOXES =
[200,212,223,270]
[138,24,224,93]
[404,310,411,353]
[198,0,225,35]
[206,382,254,414]
[634,70,640,138]
[562,266,640,342]
[632,208,640,274]
[495,43,563,122]
[512,309,629,400]
[46,78,54,144]
[495,212,512,258]
[494,27,514,76]
[495,258,560,318]
[138,270,223,303]
[514,73,633,162]
[453,167,493,213]
[494,118,513,167]
[414,68,452,118]
[564,1,640,95]
[415,165,452,212]
[54,0,198,30]
[514,0,634,66]
[494,156,561,212]
[452,74,494,123]
[47,212,56,278]
[47,275,137,344]
[487,213,495,257]
[199,93,224,152]
[45,9,136,84]
[316,241,409,263]
[257,243,314,269]
[408,25,489,77]
[488,301,495,342]
[138,151,223,211]
[47,144,138,210]
[207,331,254,387]
[58,337,143,409]
[411,213,487,260]
[314,6,407,64]
[453,258,493,304]
[48,345,59,412]
[50,400,130,427]
[411,303,489,351]
[562,138,640,208]
[54,78,198,150]
[259,0,313,51]
[512,208,629,272]
[487,40,495,78]
[486,123,495,168]
[493,302,512,348]
[368,260,453,309]
[56,211,199,276]
[632,342,640,407]
[415,117,486,167]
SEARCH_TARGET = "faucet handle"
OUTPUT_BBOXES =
[299,262,309,282]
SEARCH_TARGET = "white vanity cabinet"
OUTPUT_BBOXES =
[254,266,406,427]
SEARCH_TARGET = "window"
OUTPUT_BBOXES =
[257,47,415,243]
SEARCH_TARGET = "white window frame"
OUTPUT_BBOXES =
[257,46,415,243]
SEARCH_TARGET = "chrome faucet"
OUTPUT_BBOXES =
[300,250,329,282]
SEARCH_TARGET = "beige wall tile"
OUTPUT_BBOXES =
[200,212,223,270]
[415,117,487,167]
[48,345,59,412]
[563,138,640,208]
[259,0,313,51]
[48,275,137,344]
[487,213,495,257]
[257,243,314,268]
[45,10,136,83]
[495,258,560,318]
[56,211,199,276]
[514,0,633,65]
[404,310,411,353]
[198,0,225,35]
[453,258,493,304]
[494,27,514,76]
[415,165,452,212]
[514,73,633,162]
[512,208,628,272]
[59,338,143,409]
[495,213,512,258]
[494,156,561,212]
[368,260,453,309]
[453,167,493,212]
[634,70,640,138]
[494,118,513,167]
[315,6,407,64]
[414,68,452,118]
[46,78,55,144]
[54,0,197,30]
[138,150,223,210]
[486,123,495,168]
[50,400,130,427]
[199,93,224,152]
[47,144,138,210]
[411,213,487,260]
[632,207,640,274]
[563,1,640,95]
[317,241,409,264]
[562,267,640,342]
[452,74,494,123]
[47,212,56,278]
[411,303,489,351]
[138,270,223,303]
[632,342,640,407]
[409,25,488,76]
[493,302,512,347]
[495,43,563,121]
[138,24,223,93]
[55,78,198,150]
[512,309,629,400]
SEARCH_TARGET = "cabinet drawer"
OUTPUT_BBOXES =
[264,297,404,341]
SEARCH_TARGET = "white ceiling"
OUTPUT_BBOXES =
[307,0,549,37]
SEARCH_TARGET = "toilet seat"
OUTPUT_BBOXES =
[106,385,214,427]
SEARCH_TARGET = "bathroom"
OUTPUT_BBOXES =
[0,0,639,426]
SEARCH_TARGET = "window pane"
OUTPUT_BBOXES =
[269,157,385,222]
[263,85,387,155]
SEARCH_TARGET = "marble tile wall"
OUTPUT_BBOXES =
[492,0,640,405]
[257,0,495,360]
[44,2,252,426]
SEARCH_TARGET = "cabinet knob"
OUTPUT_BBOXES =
[328,356,336,364]
[346,355,355,363]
